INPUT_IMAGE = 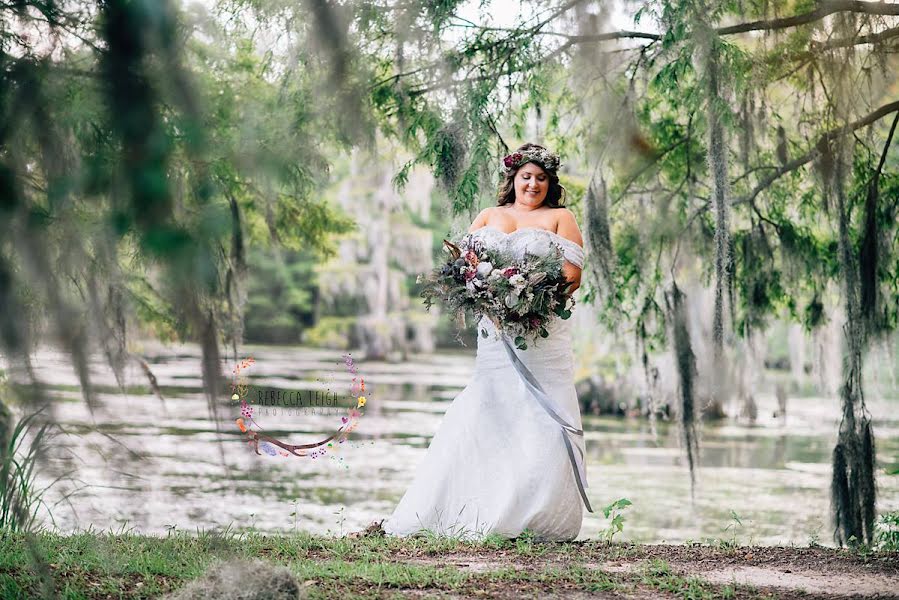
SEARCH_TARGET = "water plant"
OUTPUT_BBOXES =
[0,405,78,533]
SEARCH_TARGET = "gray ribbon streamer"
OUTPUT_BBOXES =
[498,332,594,513]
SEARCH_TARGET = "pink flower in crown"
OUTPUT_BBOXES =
[502,267,519,278]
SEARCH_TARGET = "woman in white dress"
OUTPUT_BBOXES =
[382,143,591,542]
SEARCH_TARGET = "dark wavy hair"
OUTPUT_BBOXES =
[496,143,566,208]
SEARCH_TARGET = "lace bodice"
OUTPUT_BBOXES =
[462,226,586,269]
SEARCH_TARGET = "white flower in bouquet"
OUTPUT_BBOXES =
[508,273,526,288]
[505,291,520,308]
[476,261,494,278]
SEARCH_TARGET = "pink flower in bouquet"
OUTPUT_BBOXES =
[529,316,541,328]
[502,267,519,278]
[465,250,479,267]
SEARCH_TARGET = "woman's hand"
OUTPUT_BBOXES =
[561,261,581,295]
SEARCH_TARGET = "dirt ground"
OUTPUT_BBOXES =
[394,542,899,599]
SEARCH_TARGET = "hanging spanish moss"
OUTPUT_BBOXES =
[704,43,731,367]
[582,176,615,303]
[0,1,237,532]
[87,278,128,391]
[859,112,898,334]
[100,0,230,420]
[223,193,249,362]
[858,173,879,330]
[433,123,466,193]
[831,406,878,547]
[827,135,877,547]
[776,125,789,167]
[665,280,700,497]
[739,93,753,170]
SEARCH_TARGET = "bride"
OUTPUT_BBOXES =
[382,143,591,542]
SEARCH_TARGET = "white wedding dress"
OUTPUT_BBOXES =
[383,226,591,542]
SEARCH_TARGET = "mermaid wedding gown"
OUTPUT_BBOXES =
[383,226,592,542]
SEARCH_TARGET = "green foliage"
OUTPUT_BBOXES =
[358,0,899,364]
[599,498,632,542]
[242,249,318,344]
[721,510,745,549]
[3,0,899,551]
[875,511,899,552]
[0,0,361,413]
[302,316,356,350]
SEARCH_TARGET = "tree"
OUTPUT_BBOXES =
[2,0,896,551]
[0,2,357,575]
[329,0,898,546]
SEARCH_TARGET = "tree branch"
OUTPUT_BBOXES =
[734,99,899,206]
[550,30,662,42]
[815,24,899,51]
[768,25,899,70]
[544,1,899,46]
[717,0,899,36]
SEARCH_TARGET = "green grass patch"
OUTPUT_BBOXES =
[0,529,873,599]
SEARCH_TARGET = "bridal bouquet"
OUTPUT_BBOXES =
[418,234,575,350]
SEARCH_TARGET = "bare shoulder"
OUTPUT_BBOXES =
[482,206,497,219]
[557,206,577,227]
[468,206,494,232]
[555,207,584,247]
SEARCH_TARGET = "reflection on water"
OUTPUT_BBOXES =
[9,342,899,546]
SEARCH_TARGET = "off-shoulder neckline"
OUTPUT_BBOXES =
[470,225,583,249]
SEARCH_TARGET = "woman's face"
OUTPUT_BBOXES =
[514,162,549,207]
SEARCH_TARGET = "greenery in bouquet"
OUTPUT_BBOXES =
[418,235,575,350]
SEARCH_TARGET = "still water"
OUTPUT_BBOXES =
[13,342,899,546]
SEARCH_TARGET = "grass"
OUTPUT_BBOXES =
[0,405,83,533]
[1,527,889,599]
[0,529,611,598]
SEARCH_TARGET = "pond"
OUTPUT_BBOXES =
[12,342,899,546]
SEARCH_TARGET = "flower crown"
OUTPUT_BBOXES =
[501,147,562,176]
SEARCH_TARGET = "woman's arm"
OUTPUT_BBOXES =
[557,209,584,295]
